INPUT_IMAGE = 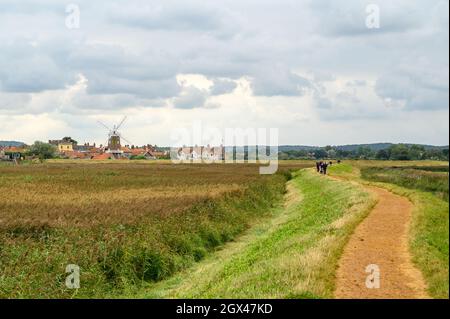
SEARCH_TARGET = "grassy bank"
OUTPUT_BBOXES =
[361,166,449,201]
[132,169,375,298]
[359,166,449,298]
[0,163,298,298]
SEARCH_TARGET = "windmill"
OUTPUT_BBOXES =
[97,116,132,158]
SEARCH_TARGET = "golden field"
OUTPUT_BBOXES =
[0,161,309,298]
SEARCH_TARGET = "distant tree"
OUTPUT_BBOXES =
[278,144,448,161]
[409,145,426,160]
[284,150,308,159]
[327,149,337,159]
[27,141,57,161]
[375,149,390,160]
[313,149,328,159]
[336,149,352,158]
[278,152,289,160]
[442,149,449,161]
[357,146,374,159]
[389,144,411,160]
[425,148,447,161]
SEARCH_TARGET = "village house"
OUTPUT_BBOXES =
[0,147,6,160]
[49,137,77,154]
[58,142,73,153]
[49,139,103,159]
[177,145,224,161]
[118,144,169,160]
[0,146,27,161]
[74,142,98,153]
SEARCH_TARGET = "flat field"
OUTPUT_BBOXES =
[0,161,308,298]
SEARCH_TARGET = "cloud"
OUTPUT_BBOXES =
[85,73,181,99]
[251,66,312,97]
[210,78,237,95]
[312,79,390,121]
[0,0,448,145]
[0,92,32,112]
[109,0,239,39]
[0,40,77,93]
[172,85,209,109]
[375,57,449,110]
[347,80,367,87]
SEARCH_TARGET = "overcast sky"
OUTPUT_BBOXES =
[0,0,448,146]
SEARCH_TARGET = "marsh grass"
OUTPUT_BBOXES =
[0,162,311,298]
[361,166,449,201]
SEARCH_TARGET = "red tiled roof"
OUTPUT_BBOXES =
[6,146,26,153]
[131,148,145,155]
[91,153,113,160]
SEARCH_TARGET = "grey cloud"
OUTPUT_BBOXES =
[375,59,449,110]
[67,44,180,81]
[251,67,312,97]
[0,92,32,111]
[0,40,77,93]
[112,5,218,31]
[0,39,181,100]
[108,0,240,39]
[67,94,168,113]
[0,0,62,14]
[312,71,336,83]
[313,86,386,121]
[173,86,209,109]
[85,73,181,99]
[0,0,447,115]
[210,78,237,95]
[347,80,367,87]
[70,94,138,111]
[315,95,385,121]
[316,97,332,109]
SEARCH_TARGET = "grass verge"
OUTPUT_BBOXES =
[361,166,448,201]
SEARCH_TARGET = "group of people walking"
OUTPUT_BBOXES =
[316,160,332,175]
[315,160,342,174]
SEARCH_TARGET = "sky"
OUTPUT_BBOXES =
[0,0,448,147]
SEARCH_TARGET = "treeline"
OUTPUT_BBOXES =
[279,144,449,161]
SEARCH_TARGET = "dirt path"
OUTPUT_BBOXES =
[334,183,429,299]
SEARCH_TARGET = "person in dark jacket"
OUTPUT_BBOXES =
[322,162,329,175]
[316,161,321,173]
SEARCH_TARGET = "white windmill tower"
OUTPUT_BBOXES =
[97,116,132,158]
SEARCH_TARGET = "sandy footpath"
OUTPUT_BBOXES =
[334,184,429,299]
